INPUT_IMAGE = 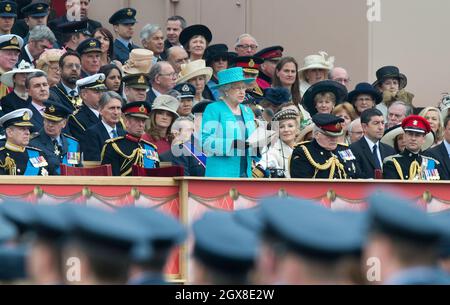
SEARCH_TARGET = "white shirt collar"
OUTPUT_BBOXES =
[101,120,117,137]
[31,101,45,113]
[61,82,78,95]
[88,107,100,118]
[364,136,379,150]
[152,88,162,97]
[24,45,35,63]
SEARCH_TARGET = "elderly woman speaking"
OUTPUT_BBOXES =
[202,67,257,177]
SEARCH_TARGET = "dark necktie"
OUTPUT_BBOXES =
[69,90,77,97]
[373,144,381,169]
[128,42,133,52]
[111,129,118,138]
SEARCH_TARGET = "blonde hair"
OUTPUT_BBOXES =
[332,102,358,121]
[419,106,444,143]
[314,92,336,105]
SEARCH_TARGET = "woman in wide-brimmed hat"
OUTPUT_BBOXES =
[201,67,257,177]
[372,65,414,118]
[179,24,212,61]
[302,80,348,116]
[142,94,180,154]
[176,59,213,104]
[298,51,334,96]
[36,48,66,87]
[348,82,382,117]
[0,60,42,113]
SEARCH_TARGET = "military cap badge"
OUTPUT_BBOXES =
[138,75,145,84]
[139,105,146,113]
[49,105,55,113]
[5,4,11,12]
[23,112,30,121]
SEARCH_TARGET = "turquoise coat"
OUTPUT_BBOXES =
[202,100,256,177]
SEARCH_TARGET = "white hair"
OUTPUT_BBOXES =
[234,33,258,48]
[140,24,162,42]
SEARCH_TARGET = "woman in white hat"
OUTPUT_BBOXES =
[36,48,66,87]
[176,59,213,104]
[0,60,42,114]
[202,67,257,177]
[298,51,334,97]
[142,94,180,154]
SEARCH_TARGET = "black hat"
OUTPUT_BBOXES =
[254,45,284,61]
[263,87,291,106]
[57,20,91,36]
[231,56,264,74]
[204,44,233,66]
[312,113,345,137]
[193,211,258,275]
[173,82,196,99]
[179,24,212,47]
[0,108,33,129]
[108,7,137,25]
[21,1,49,18]
[192,100,212,114]
[302,80,348,116]
[272,109,299,122]
[122,73,150,90]
[76,38,102,54]
[372,66,407,89]
[122,101,151,119]
[348,82,382,105]
[42,100,73,122]
[0,1,17,18]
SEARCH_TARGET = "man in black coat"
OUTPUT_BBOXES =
[350,108,395,179]
[80,91,125,161]
[108,7,138,64]
[67,73,105,140]
[424,116,450,180]
[49,51,82,111]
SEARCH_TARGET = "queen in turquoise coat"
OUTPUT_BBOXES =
[201,67,257,177]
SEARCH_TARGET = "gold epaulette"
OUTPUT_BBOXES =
[293,141,311,148]
[140,138,158,150]
[68,113,86,131]
[105,136,124,144]
[383,154,401,164]
[63,133,78,141]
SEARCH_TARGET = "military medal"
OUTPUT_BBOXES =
[54,145,61,156]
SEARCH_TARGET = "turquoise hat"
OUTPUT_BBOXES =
[212,67,255,88]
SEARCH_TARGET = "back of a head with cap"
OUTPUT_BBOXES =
[192,211,259,284]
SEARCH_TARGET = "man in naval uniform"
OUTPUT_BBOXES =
[101,101,159,176]
[30,100,80,175]
[0,108,50,175]
[290,113,358,179]
[383,115,443,181]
